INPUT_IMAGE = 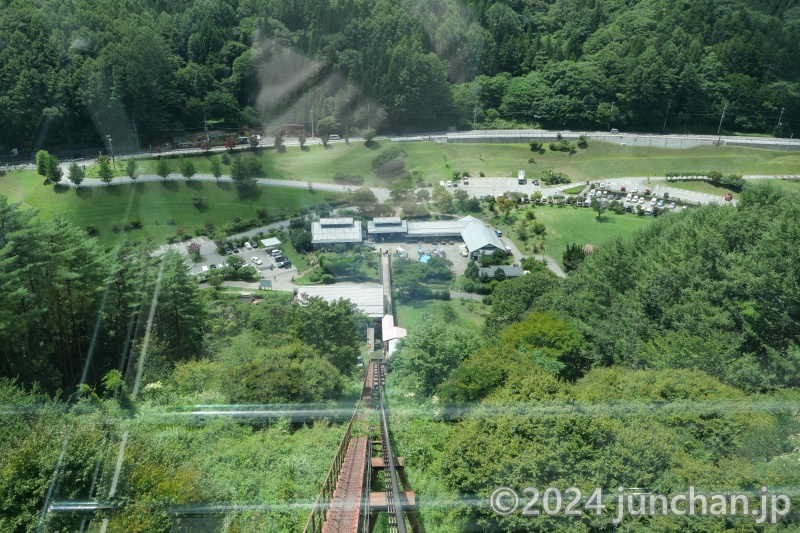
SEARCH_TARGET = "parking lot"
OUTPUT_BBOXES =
[452,176,545,197]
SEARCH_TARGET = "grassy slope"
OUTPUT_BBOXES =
[108,142,800,185]
[491,205,656,265]
[396,299,485,330]
[0,171,342,246]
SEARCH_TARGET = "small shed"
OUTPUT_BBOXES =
[260,237,281,250]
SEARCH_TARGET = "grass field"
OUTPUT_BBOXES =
[0,170,343,246]
[396,299,485,330]
[492,204,657,264]
[764,178,800,193]
[104,141,800,186]
[662,179,741,199]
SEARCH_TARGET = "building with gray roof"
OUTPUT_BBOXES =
[367,217,408,240]
[461,220,505,258]
[311,217,363,246]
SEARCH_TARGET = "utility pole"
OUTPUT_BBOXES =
[662,101,670,132]
[473,105,477,129]
[608,101,615,130]
[367,103,370,130]
[105,135,115,169]
[132,120,140,151]
[777,107,785,128]
[204,114,210,142]
[716,104,727,144]
[311,109,315,138]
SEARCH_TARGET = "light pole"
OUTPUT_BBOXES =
[105,135,115,168]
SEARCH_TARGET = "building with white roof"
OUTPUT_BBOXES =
[294,283,385,319]
[381,314,407,358]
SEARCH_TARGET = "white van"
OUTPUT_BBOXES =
[201,265,209,272]
[271,249,282,257]
[610,128,619,134]
[244,242,253,251]
[329,134,340,140]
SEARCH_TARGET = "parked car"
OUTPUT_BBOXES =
[462,177,469,185]
[532,180,540,186]
[439,181,445,186]
[225,247,233,255]
[210,264,218,269]
[277,260,292,268]
[620,185,626,192]
[244,242,253,251]
[669,202,676,209]
[201,265,209,272]
[725,193,733,201]
[644,189,651,196]
[632,195,639,202]
[638,197,645,204]
[271,249,282,257]
[657,200,665,207]
[494,229,502,237]
[232,245,240,253]
[626,193,633,201]
[251,256,263,265]
[632,187,638,193]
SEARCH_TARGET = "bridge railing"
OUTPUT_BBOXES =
[303,403,361,533]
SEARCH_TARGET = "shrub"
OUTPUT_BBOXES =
[371,146,407,170]
[528,139,543,151]
[333,173,365,185]
[577,135,588,149]
[86,225,99,235]
[246,158,262,175]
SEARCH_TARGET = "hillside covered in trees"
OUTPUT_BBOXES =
[386,183,800,531]
[2,0,799,157]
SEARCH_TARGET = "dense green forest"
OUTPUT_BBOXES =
[2,0,798,158]
[386,182,800,531]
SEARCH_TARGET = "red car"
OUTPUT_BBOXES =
[725,193,733,201]
[619,185,626,192]
[644,189,651,196]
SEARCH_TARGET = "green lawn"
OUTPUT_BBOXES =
[663,176,800,199]
[764,178,800,193]
[493,204,656,265]
[662,179,741,199]
[396,299,485,330]
[0,170,343,246]
[103,141,800,186]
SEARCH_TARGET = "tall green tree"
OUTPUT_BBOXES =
[290,296,366,376]
[209,155,222,180]
[179,157,196,180]
[125,158,138,181]
[68,162,84,187]
[155,158,171,180]
[97,156,114,186]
